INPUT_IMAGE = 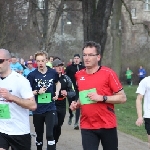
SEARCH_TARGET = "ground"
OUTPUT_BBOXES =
[31,112,149,150]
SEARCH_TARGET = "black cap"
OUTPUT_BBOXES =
[74,54,80,58]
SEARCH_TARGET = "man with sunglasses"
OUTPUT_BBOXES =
[0,49,37,150]
[23,60,35,78]
[70,41,126,150]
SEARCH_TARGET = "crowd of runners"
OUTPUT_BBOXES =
[0,41,150,150]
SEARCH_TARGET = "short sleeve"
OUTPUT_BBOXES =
[136,78,147,95]
[19,77,34,99]
[54,72,59,83]
[108,70,123,93]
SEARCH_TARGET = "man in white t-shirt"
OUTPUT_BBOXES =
[135,76,150,148]
[0,49,37,150]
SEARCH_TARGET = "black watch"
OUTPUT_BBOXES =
[103,96,107,102]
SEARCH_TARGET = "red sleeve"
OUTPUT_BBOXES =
[108,70,123,93]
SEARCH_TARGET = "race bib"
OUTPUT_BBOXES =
[0,104,11,119]
[38,93,51,103]
[79,88,97,105]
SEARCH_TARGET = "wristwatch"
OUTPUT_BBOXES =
[103,96,107,102]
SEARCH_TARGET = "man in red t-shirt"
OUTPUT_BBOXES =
[70,41,126,150]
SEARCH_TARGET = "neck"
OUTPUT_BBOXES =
[38,66,47,74]
[0,69,12,78]
[86,65,100,74]
[59,73,62,77]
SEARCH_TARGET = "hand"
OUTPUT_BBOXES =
[53,91,59,100]
[61,90,67,97]
[0,88,13,101]
[38,87,47,94]
[70,101,80,111]
[135,117,143,126]
[87,92,102,102]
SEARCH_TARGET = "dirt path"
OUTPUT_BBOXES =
[31,112,149,150]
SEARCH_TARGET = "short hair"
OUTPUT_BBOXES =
[82,41,101,54]
[34,51,48,60]
[0,49,11,58]
[11,56,16,58]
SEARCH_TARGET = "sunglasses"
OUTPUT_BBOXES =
[0,59,9,64]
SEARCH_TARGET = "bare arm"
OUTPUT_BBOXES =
[0,88,37,110]
[87,89,127,104]
[10,95,37,111]
[135,94,144,126]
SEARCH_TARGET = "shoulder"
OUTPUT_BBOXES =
[75,68,86,76]
[11,71,28,81]
[100,66,117,75]
[47,67,57,74]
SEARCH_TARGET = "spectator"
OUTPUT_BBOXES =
[125,67,133,86]
[138,66,146,83]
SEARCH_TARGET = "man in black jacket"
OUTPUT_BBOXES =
[65,54,85,129]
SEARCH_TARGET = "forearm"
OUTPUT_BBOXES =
[105,94,126,104]
[10,95,37,110]
[136,98,143,118]
[56,81,61,93]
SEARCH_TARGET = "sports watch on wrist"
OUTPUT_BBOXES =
[103,96,107,102]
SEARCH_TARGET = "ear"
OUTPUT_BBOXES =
[97,54,101,61]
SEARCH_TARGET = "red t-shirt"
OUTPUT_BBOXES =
[75,66,123,129]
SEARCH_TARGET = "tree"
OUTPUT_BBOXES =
[29,0,64,52]
[82,0,114,57]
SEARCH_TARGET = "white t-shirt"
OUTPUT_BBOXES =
[136,76,150,118]
[0,71,34,135]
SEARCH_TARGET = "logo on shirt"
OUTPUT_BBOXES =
[80,77,85,80]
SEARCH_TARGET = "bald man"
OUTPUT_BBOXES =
[0,49,37,150]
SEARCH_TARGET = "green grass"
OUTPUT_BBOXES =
[115,85,147,141]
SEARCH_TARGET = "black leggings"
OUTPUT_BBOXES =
[53,106,66,144]
[81,128,118,150]
[33,111,56,150]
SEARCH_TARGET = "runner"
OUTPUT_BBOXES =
[70,41,126,150]
[65,54,85,129]
[10,55,23,73]
[52,59,76,148]
[0,49,37,150]
[27,51,61,150]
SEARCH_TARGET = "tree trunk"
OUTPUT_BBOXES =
[111,0,122,76]
[82,0,114,57]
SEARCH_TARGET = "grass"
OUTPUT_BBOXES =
[115,85,147,141]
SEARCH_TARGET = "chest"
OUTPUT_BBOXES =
[59,77,68,90]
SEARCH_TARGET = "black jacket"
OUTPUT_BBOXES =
[65,62,85,90]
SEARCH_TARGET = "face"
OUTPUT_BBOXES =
[0,52,11,74]
[83,47,100,68]
[54,65,63,74]
[36,55,47,70]
[27,61,33,69]
[11,57,17,64]
[73,57,80,64]
[30,55,33,60]
[50,57,53,62]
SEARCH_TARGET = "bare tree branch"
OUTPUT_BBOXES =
[121,0,150,35]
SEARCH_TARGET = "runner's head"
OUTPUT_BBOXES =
[11,56,17,64]
[82,41,101,68]
[0,49,11,75]
[52,59,64,74]
[27,60,33,69]
[73,54,81,65]
[34,51,48,70]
